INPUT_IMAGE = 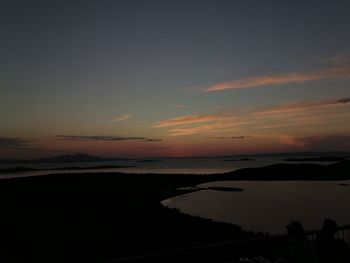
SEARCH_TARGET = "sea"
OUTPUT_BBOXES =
[162,180,350,236]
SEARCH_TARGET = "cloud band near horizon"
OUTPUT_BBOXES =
[56,135,162,142]
[209,136,250,139]
[154,96,350,137]
[0,137,39,151]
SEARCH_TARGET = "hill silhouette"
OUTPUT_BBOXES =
[0,165,136,173]
[285,156,347,162]
[221,160,350,181]
[0,171,259,263]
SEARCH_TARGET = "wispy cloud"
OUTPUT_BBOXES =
[255,97,350,116]
[56,135,162,142]
[256,117,324,130]
[176,104,186,109]
[209,136,250,139]
[154,114,230,128]
[144,139,163,142]
[154,95,350,137]
[113,114,133,122]
[279,136,309,148]
[168,124,219,136]
[206,55,350,92]
[0,137,39,151]
[166,120,249,136]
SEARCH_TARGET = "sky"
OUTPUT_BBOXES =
[1,0,350,158]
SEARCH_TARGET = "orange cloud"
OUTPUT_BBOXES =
[154,114,227,128]
[255,97,350,116]
[256,117,325,130]
[279,136,308,148]
[278,134,350,151]
[206,56,350,92]
[166,120,251,136]
[168,124,217,136]
[154,95,350,137]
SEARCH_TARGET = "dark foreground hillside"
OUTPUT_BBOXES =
[222,159,350,180]
[0,172,257,263]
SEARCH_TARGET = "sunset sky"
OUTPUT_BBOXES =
[1,0,350,158]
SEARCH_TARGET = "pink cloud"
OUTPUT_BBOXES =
[206,55,350,92]
[279,134,350,151]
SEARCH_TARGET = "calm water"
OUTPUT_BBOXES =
[162,180,350,235]
[0,157,309,178]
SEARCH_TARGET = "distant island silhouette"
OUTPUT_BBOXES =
[223,158,255,162]
[177,186,244,193]
[0,165,136,174]
[1,151,350,164]
[204,186,244,192]
[137,159,162,163]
